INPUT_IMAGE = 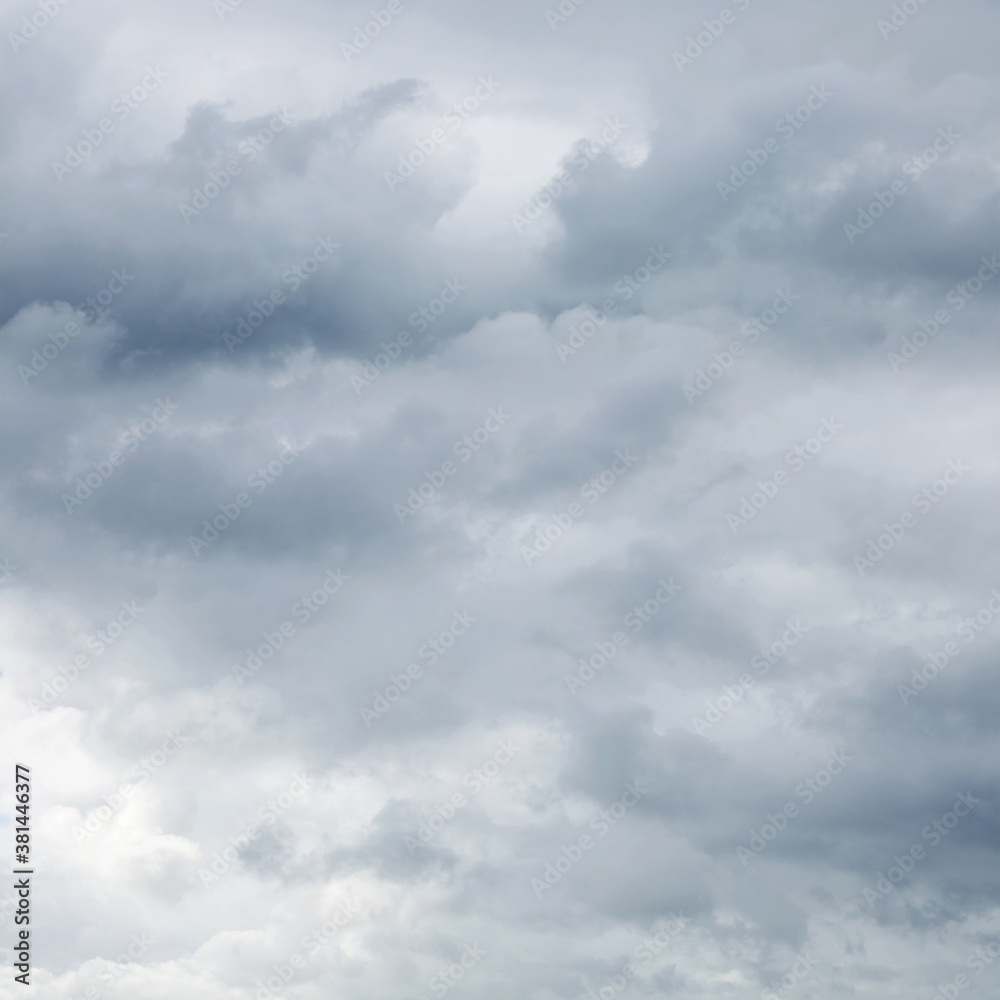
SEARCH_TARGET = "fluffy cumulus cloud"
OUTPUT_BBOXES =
[2,0,1000,998]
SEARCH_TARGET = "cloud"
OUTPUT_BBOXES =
[2,1,1000,999]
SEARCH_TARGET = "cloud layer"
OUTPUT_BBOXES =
[2,2,999,999]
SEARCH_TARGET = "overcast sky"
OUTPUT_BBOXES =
[1,1,1000,999]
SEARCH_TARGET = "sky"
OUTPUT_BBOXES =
[1,1,999,998]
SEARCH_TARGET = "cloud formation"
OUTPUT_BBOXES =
[1,1,999,999]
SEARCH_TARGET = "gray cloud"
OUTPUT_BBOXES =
[2,2,1000,999]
